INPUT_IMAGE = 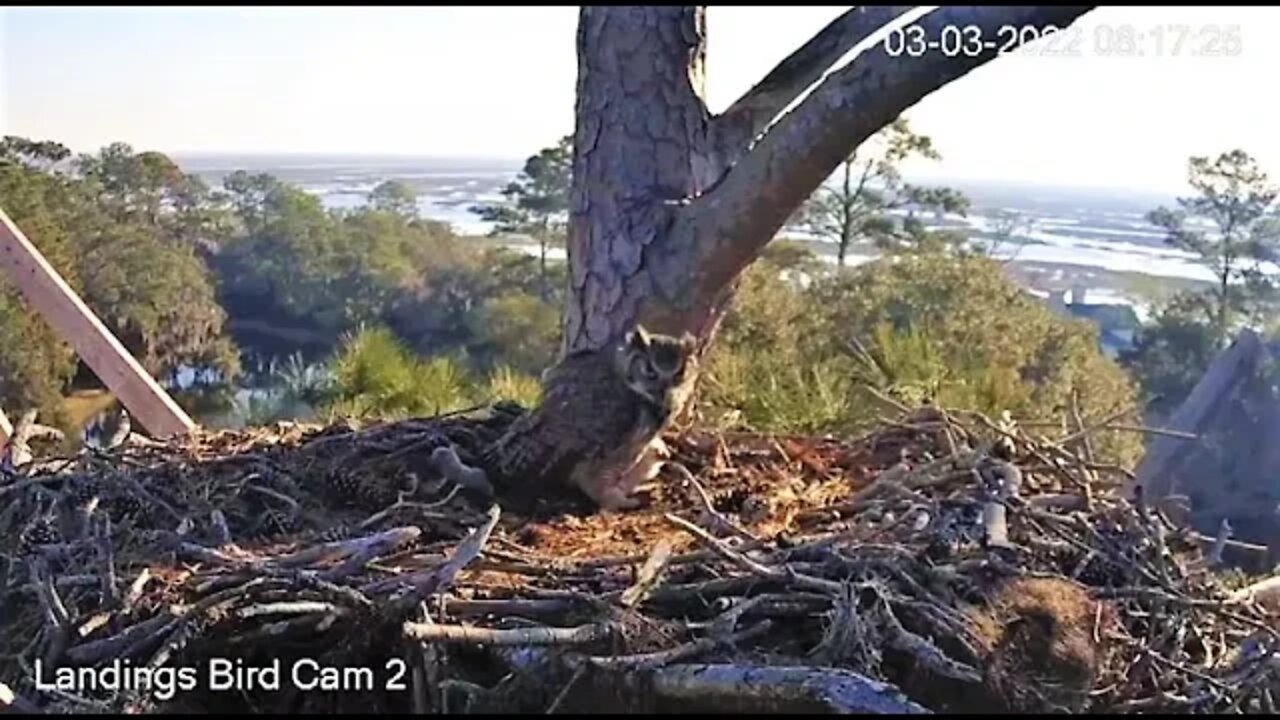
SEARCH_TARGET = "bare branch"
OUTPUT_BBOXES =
[714,6,915,160]
[679,5,1096,305]
[402,620,614,646]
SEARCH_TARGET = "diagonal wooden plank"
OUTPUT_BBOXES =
[0,207,195,438]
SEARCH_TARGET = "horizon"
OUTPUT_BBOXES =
[166,149,1180,206]
[5,6,1279,196]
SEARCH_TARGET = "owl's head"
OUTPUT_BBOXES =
[614,325,698,411]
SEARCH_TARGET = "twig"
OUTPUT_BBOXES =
[663,513,842,595]
[358,488,458,530]
[0,680,39,713]
[877,595,981,683]
[30,557,71,669]
[587,620,774,671]
[1053,406,1134,448]
[210,509,233,546]
[383,504,501,612]
[402,621,614,646]
[1068,391,1096,510]
[96,514,119,608]
[619,539,674,609]
[544,665,586,714]
[237,601,348,619]
[124,568,152,616]
[243,482,301,512]
[270,526,421,570]
[667,462,759,543]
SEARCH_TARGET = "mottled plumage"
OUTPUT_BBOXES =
[481,325,698,510]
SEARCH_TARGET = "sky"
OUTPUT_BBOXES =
[2,6,1278,195]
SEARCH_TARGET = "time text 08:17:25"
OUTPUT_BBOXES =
[884,24,1243,59]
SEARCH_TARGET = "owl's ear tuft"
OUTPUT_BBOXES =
[626,325,651,351]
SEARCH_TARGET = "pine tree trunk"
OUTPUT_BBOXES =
[563,7,722,355]
[554,4,1096,461]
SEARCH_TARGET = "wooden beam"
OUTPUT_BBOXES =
[1129,328,1266,500]
[0,207,195,438]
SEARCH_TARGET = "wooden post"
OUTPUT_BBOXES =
[0,207,195,438]
[1129,328,1266,500]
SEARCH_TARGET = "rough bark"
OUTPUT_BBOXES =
[565,5,1096,357]
[564,6,713,354]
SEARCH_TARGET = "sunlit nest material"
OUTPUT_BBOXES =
[0,402,1276,714]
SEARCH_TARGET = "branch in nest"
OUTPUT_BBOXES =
[237,601,350,619]
[402,620,615,647]
[1,409,64,469]
[210,509,233,547]
[124,568,152,616]
[66,578,282,665]
[663,513,841,595]
[227,615,332,646]
[877,596,982,684]
[646,663,930,714]
[65,613,174,664]
[117,474,183,524]
[586,620,774,671]
[443,597,580,618]
[29,556,72,671]
[619,539,674,609]
[269,525,422,571]
[0,680,39,713]
[95,515,120,608]
[358,485,459,530]
[242,482,300,512]
[316,527,425,582]
[381,504,502,613]
[667,463,758,543]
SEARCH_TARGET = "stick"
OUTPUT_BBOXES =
[667,463,758,543]
[383,505,501,612]
[237,601,348,619]
[587,621,774,671]
[210,509,233,547]
[619,539,674,609]
[95,515,119,608]
[663,513,842,595]
[402,621,613,646]
[647,663,930,714]
[30,557,72,669]
[270,526,421,569]
[0,681,39,713]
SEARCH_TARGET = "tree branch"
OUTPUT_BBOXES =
[713,6,916,161]
[680,5,1096,306]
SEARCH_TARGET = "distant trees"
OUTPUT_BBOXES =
[368,180,420,219]
[795,118,969,265]
[700,247,1142,466]
[1119,293,1219,418]
[1146,149,1280,348]
[0,134,574,431]
[0,137,239,424]
[1122,149,1280,417]
[469,135,571,300]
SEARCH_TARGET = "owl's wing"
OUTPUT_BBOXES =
[482,381,588,484]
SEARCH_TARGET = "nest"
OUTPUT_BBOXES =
[1,401,1278,714]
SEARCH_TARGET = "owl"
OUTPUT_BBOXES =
[479,324,698,510]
